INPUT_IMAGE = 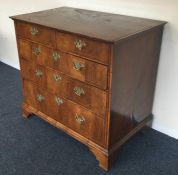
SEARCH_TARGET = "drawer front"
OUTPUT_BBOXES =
[66,79,107,116]
[19,39,48,65]
[46,50,108,89]
[47,93,105,146]
[19,39,32,61]
[18,39,108,89]
[20,59,46,88]
[46,68,67,95]
[46,67,107,116]
[33,64,47,89]
[56,32,110,64]
[21,60,107,117]
[45,93,64,123]
[60,53,108,90]
[60,99,105,146]
[16,22,55,47]
[20,59,35,81]
[23,79,37,109]
[23,80,105,146]
[23,80,47,114]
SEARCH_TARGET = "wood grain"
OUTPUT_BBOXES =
[16,21,55,47]
[23,80,106,146]
[109,27,164,148]
[11,7,166,171]
[66,79,107,116]
[56,31,110,64]
[11,7,166,42]
[19,39,108,89]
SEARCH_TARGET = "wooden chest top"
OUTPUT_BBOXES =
[10,7,166,42]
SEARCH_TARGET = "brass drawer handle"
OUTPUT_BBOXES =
[55,97,63,106]
[35,70,43,77]
[74,39,86,51]
[52,52,60,62]
[33,47,41,56]
[75,113,85,124]
[74,87,85,96]
[30,27,39,36]
[37,94,45,102]
[53,74,62,82]
[73,62,85,71]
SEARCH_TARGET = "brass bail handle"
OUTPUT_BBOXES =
[74,87,85,96]
[35,70,43,77]
[37,94,45,102]
[73,62,85,71]
[74,39,86,51]
[33,47,41,56]
[30,27,39,36]
[75,113,85,124]
[55,97,63,106]
[52,52,60,62]
[53,74,62,82]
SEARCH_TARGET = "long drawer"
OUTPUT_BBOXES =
[23,80,105,146]
[18,39,108,90]
[20,59,107,116]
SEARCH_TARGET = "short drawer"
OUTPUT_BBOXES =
[16,22,55,47]
[46,68,67,95]
[18,39,32,61]
[20,59,46,88]
[56,32,110,64]
[20,59,35,81]
[66,79,107,116]
[18,39,49,65]
[23,80,48,114]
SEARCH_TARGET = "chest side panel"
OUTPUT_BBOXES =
[109,27,164,148]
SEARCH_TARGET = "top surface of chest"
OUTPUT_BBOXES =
[10,7,166,42]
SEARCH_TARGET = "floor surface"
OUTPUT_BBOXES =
[0,62,178,175]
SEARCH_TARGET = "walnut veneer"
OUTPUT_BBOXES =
[11,7,166,171]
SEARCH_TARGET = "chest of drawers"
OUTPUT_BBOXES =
[11,7,166,171]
